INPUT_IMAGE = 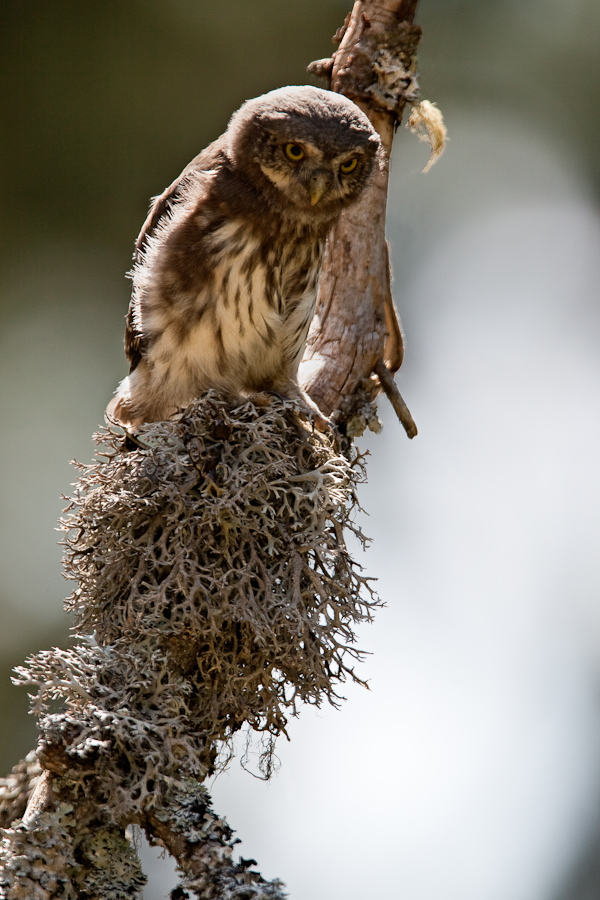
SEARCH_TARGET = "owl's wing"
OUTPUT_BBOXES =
[124,306,146,372]
[133,137,226,262]
[125,136,227,372]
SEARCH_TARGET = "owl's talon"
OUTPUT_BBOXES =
[311,411,334,433]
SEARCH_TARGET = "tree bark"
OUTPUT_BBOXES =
[301,0,421,438]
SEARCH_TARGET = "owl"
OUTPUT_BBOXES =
[106,85,380,429]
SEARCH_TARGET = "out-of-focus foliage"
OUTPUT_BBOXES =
[0,0,345,255]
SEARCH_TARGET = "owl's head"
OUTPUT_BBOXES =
[226,86,381,224]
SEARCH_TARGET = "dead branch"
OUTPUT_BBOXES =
[301,0,422,438]
[374,357,417,437]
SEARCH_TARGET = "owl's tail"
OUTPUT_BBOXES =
[105,377,141,429]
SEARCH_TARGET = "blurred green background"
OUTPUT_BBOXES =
[1,2,599,898]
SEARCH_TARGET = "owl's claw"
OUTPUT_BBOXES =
[300,407,343,449]
[309,410,334,433]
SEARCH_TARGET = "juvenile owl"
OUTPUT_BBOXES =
[107,86,380,428]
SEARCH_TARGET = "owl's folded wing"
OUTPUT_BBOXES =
[124,136,227,372]
[134,136,227,262]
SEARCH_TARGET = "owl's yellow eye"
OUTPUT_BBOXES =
[285,143,305,161]
[340,157,358,174]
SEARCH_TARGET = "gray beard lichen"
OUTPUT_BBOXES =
[1,392,379,898]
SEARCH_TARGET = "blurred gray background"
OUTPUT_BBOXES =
[1,1,599,898]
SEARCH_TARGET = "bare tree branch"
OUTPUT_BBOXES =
[301,0,422,438]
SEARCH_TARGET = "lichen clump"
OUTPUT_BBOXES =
[0,795,147,900]
[15,393,377,811]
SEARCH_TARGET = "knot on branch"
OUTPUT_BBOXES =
[309,21,422,118]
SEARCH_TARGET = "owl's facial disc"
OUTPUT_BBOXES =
[227,85,381,219]
[258,149,336,209]
[244,120,377,220]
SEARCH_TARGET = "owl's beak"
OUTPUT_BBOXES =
[308,170,332,206]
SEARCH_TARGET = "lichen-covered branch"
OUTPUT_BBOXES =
[0,752,42,831]
[1,396,377,897]
[144,779,287,899]
[1,768,147,899]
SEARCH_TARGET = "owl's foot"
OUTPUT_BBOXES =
[288,387,335,435]
[247,390,280,409]
[304,407,335,434]
[247,389,335,435]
